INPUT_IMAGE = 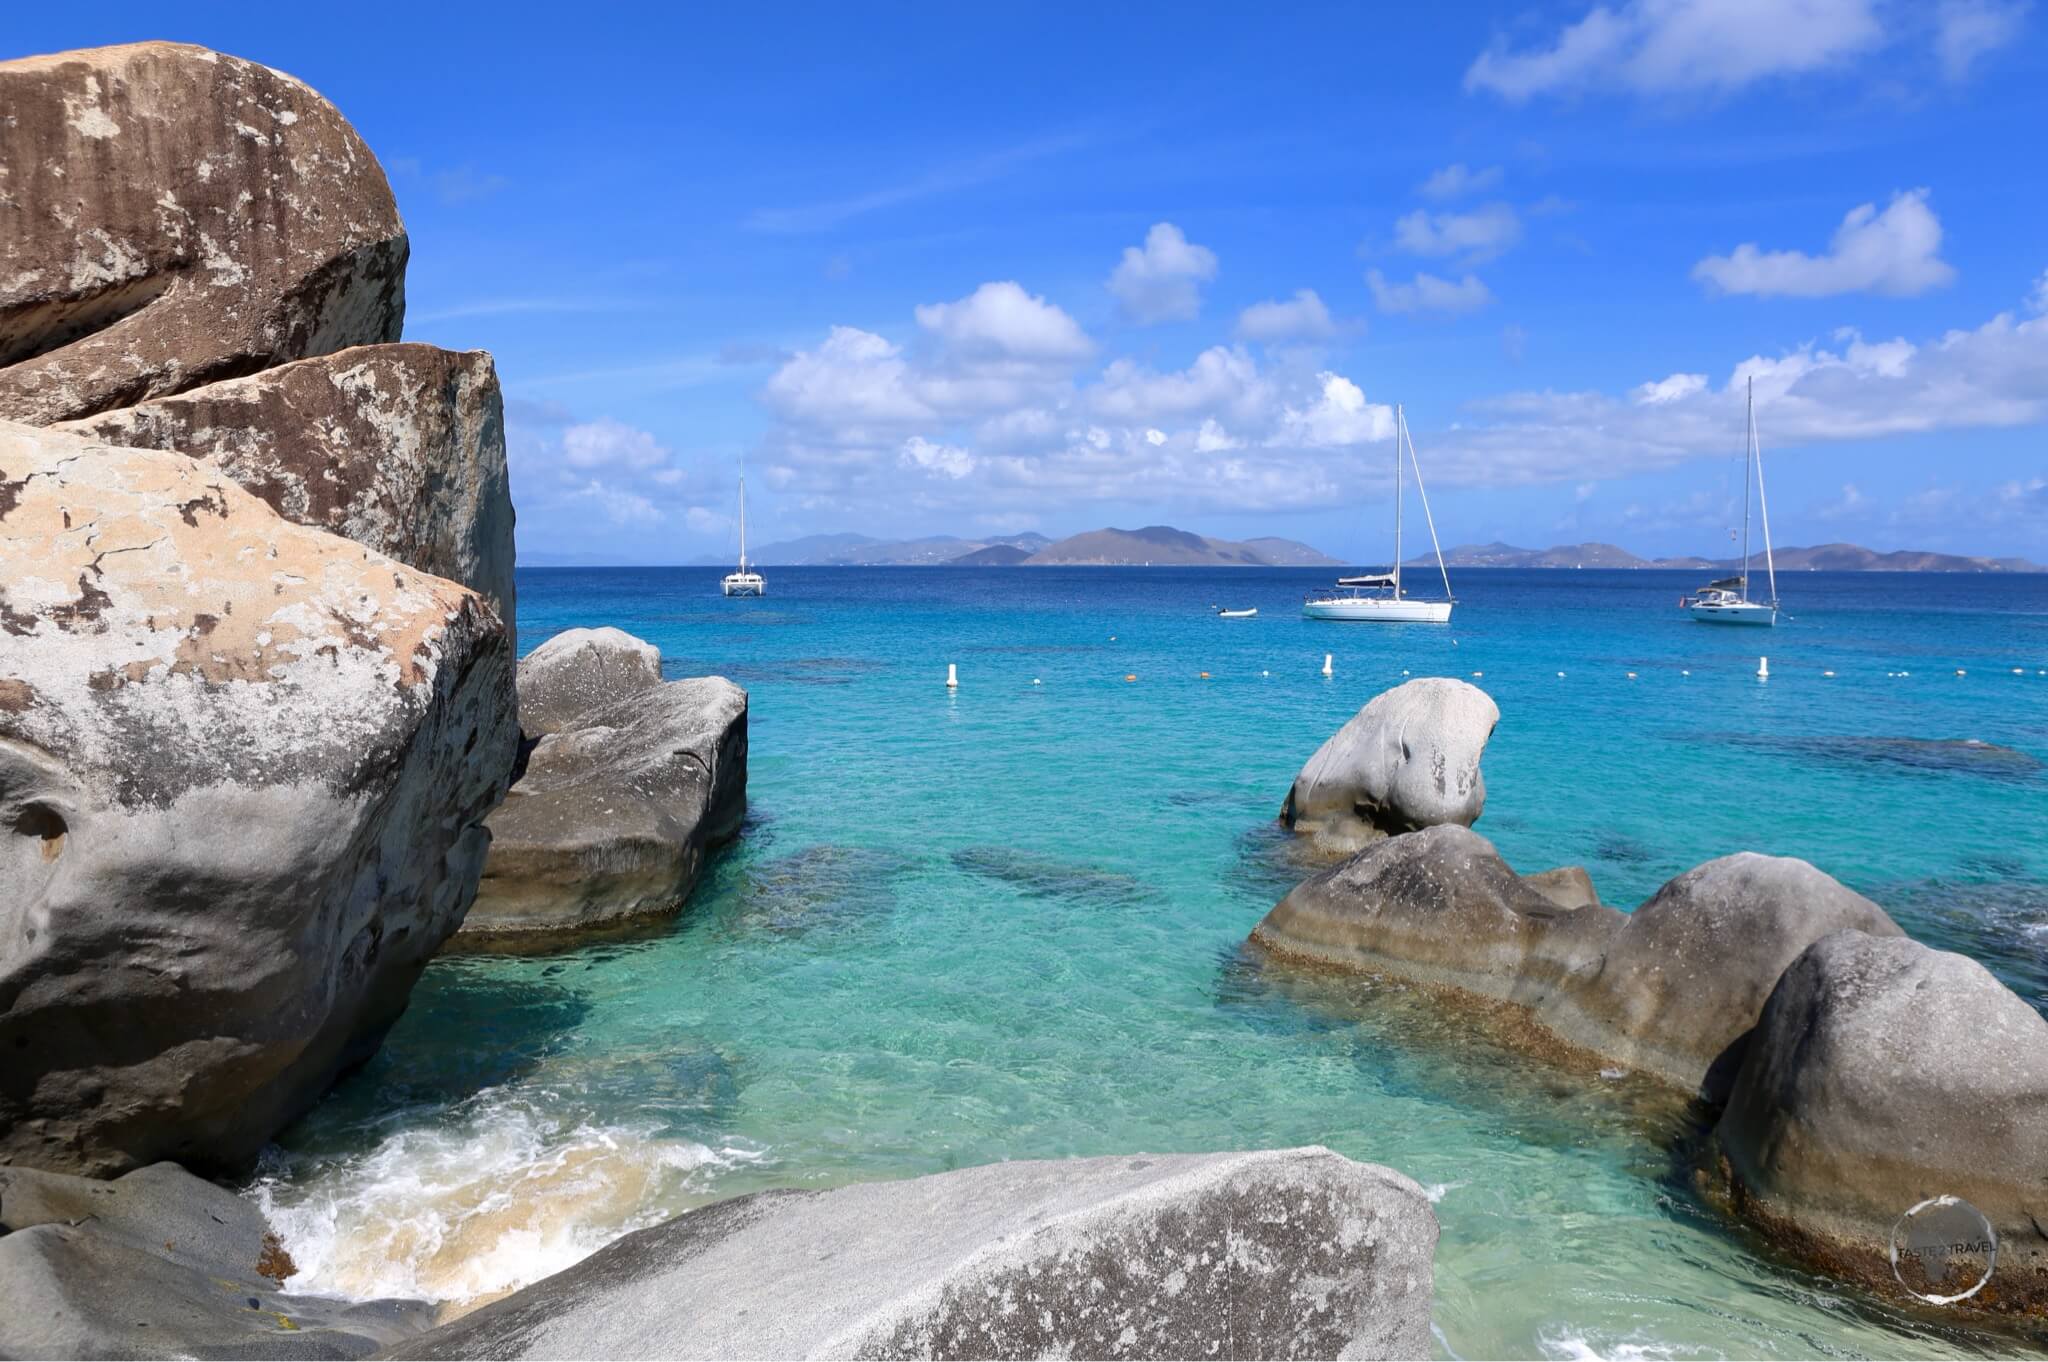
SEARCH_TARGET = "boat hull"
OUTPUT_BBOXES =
[721,573,766,598]
[1303,598,1452,623]
[1688,601,1774,625]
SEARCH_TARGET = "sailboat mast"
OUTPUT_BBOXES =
[738,471,748,573]
[1753,383,1778,607]
[1393,404,1405,600]
[1740,378,1754,603]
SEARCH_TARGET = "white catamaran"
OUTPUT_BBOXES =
[1684,378,1777,626]
[1304,404,1454,623]
[720,467,766,598]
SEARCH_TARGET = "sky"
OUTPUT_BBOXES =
[15,2,2048,563]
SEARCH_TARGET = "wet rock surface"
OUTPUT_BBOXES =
[1282,677,1498,855]
[398,1148,1439,1360]
[0,421,516,1175]
[0,1162,431,1359]
[0,43,406,425]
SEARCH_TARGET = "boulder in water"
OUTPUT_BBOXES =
[0,43,406,425]
[1282,678,1498,854]
[53,343,514,634]
[512,626,663,736]
[1714,930,2048,1313]
[401,1147,1439,1360]
[0,422,516,1175]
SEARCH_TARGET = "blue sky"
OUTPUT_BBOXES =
[18,3,2048,562]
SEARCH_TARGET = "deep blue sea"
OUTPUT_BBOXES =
[252,567,2048,1356]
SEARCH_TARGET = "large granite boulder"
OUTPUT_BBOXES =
[54,344,513,632]
[1715,931,2048,1313]
[402,1147,1438,1359]
[0,1162,431,1358]
[0,42,406,425]
[1539,854,1904,1099]
[0,421,516,1175]
[1251,825,1624,1006]
[1282,678,1498,854]
[457,630,746,944]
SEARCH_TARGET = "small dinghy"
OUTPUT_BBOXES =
[1215,606,1258,618]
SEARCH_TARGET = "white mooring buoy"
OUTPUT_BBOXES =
[946,663,959,688]
[1322,653,1333,677]
[1757,656,1770,679]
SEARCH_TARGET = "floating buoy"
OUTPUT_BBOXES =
[1124,673,1137,683]
[1199,671,1210,679]
[1899,670,1911,677]
[946,663,958,689]
[1823,670,1835,678]
[1322,653,1333,677]
[1757,656,1769,679]
[1956,668,1967,677]
[1032,678,1041,685]
[2014,668,2025,675]
[1557,671,1566,678]
[1626,671,1637,679]
[1261,670,1270,677]
[1681,669,1690,677]
[1472,671,1484,678]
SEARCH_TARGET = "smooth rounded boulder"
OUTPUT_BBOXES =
[1538,853,1904,1099]
[0,421,516,1175]
[401,1148,1439,1360]
[1714,931,2048,1313]
[458,631,746,945]
[54,344,514,633]
[1282,678,1498,854]
[0,42,406,425]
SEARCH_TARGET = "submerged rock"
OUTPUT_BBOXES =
[1540,854,1904,1100]
[1714,931,2048,1313]
[402,1147,1438,1360]
[0,422,516,1175]
[1282,678,1498,855]
[0,43,407,425]
[0,1161,430,1359]
[458,630,746,944]
[54,344,514,632]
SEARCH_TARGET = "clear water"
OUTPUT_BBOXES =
[250,567,2048,1356]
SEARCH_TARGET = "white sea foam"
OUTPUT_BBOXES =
[1421,1179,1467,1203]
[247,1093,764,1306]
[1535,1323,1704,1361]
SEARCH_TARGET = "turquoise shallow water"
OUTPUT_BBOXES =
[253,567,2048,1356]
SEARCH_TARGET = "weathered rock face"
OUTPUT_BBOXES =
[0,422,516,1175]
[54,344,513,631]
[512,626,663,737]
[402,1148,1439,1360]
[457,630,746,944]
[0,1162,431,1359]
[1251,825,1624,1008]
[1540,854,1904,1099]
[1251,831,1910,1103]
[0,42,406,425]
[1523,865,1599,910]
[1715,931,2048,1312]
[1282,678,1498,855]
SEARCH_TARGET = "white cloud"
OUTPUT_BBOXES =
[1418,163,1504,200]
[561,417,671,470]
[1692,189,1955,299]
[1274,373,1396,448]
[1236,289,1339,343]
[762,326,935,428]
[2026,269,2048,316]
[1366,269,1496,315]
[1935,0,2030,80]
[1107,222,1219,324]
[573,478,661,525]
[900,435,975,478]
[1393,203,1522,262]
[1091,346,1270,424]
[1632,372,1708,404]
[1466,0,1886,100]
[913,281,1093,361]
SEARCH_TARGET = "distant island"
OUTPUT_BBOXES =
[702,525,1344,568]
[1408,540,2044,573]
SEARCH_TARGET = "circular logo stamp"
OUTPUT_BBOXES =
[1888,1195,1997,1304]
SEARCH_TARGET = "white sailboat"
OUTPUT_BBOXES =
[720,466,765,598]
[1304,404,1454,623]
[1685,378,1776,626]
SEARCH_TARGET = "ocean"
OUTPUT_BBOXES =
[250,566,2048,1356]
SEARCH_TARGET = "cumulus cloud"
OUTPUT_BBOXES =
[913,281,1093,361]
[1107,223,1219,324]
[1632,373,1708,404]
[762,326,936,428]
[1935,0,2031,80]
[572,479,661,525]
[1418,163,1504,200]
[1236,289,1339,343]
[1275,373,1396,447]
[1465,0,1886,100]
[1393,203,1523,262]
[1692,189,1955,299]
[1366,269,1496,315]
[562,417,671,470]
[900,435,975,478]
